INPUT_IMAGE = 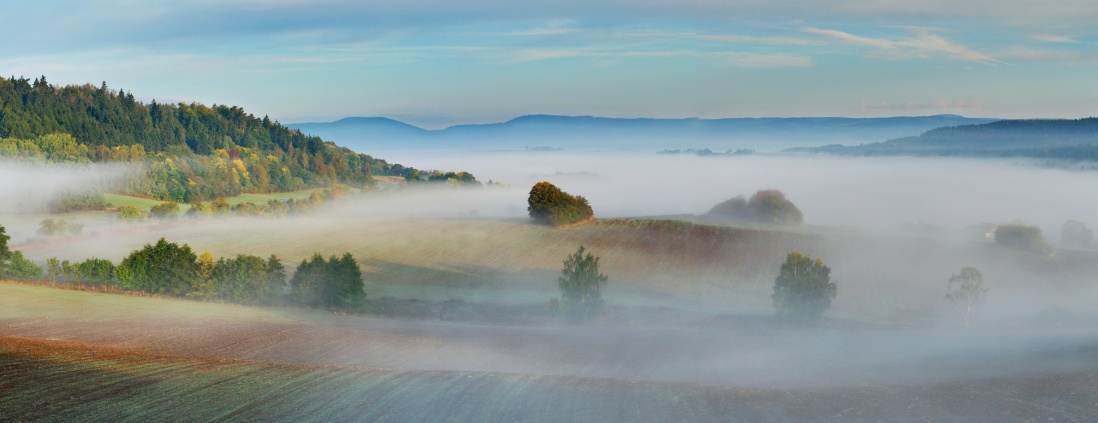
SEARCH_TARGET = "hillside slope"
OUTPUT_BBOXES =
[0,76,424,202]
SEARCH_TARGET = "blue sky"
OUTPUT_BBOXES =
[2,0,1097,128]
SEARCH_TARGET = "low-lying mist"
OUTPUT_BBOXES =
[0,159,134,214]
[2,152,1098,394]
[380,150,1098,234]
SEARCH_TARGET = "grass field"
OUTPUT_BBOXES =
[101,189,324,211]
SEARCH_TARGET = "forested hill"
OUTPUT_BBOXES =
[0,76,422,202]
[790,117,1098,161]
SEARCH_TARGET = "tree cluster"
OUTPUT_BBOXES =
[37,218,83,236]
[122,189,343,222]
[527,181,594,226]
[291,253,366,307]
[709,189,803,226]
[994,224,1052,255]
[0,225,364,309]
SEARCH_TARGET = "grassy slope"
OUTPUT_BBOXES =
[103,189,321,211]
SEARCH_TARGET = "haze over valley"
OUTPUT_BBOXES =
[3,1,1098,421]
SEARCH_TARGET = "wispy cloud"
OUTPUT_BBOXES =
[804,27,1005,65]
[1030,34,1080,44]
[619,30,818,46]
[506,47,811,68]
[995,47,1098,63]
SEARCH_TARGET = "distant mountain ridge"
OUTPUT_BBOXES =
[288,114,999,152]
[790,117,1098,161]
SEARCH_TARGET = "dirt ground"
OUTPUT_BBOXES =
[3,335,1098,422]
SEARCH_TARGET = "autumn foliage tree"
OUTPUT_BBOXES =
[527,181,593,226]
[772,252,836,324]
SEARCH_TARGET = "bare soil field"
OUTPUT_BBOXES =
[2,282,1098,422]
[3,335,1098,422]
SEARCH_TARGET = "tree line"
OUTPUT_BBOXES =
[0,225,364,308]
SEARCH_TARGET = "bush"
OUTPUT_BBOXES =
[37,218,82,236]
[149,202,181,221]
[116,206,147,222]
[184,202,212,219]
[709,189,803,225]
[527,181,594,226]
[995,224,1051,254]
[772,251,836,324]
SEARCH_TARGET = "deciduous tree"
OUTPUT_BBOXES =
[552,246,609,322]
[945,267,986,327]
[772,252,836,324]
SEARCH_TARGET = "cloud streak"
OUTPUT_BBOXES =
[804,27,1005,65]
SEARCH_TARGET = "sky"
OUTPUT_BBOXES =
[2,0,1098,128]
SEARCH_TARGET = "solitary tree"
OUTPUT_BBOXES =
[772,252,836,324]
[552,246,609,322]
[527,181,593,226]
[0,225,9,275]
[945,267,986,327]
[1061,220,1092,247]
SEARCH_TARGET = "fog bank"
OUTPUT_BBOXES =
[380,151,1098,233]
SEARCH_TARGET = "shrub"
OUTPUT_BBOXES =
[185,202,212,219]
[527,181,594,226]
[116,206,147,222]
[149,202,181,221]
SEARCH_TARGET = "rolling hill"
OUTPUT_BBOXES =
[287,114,998,152]
[790,117,1098,162]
